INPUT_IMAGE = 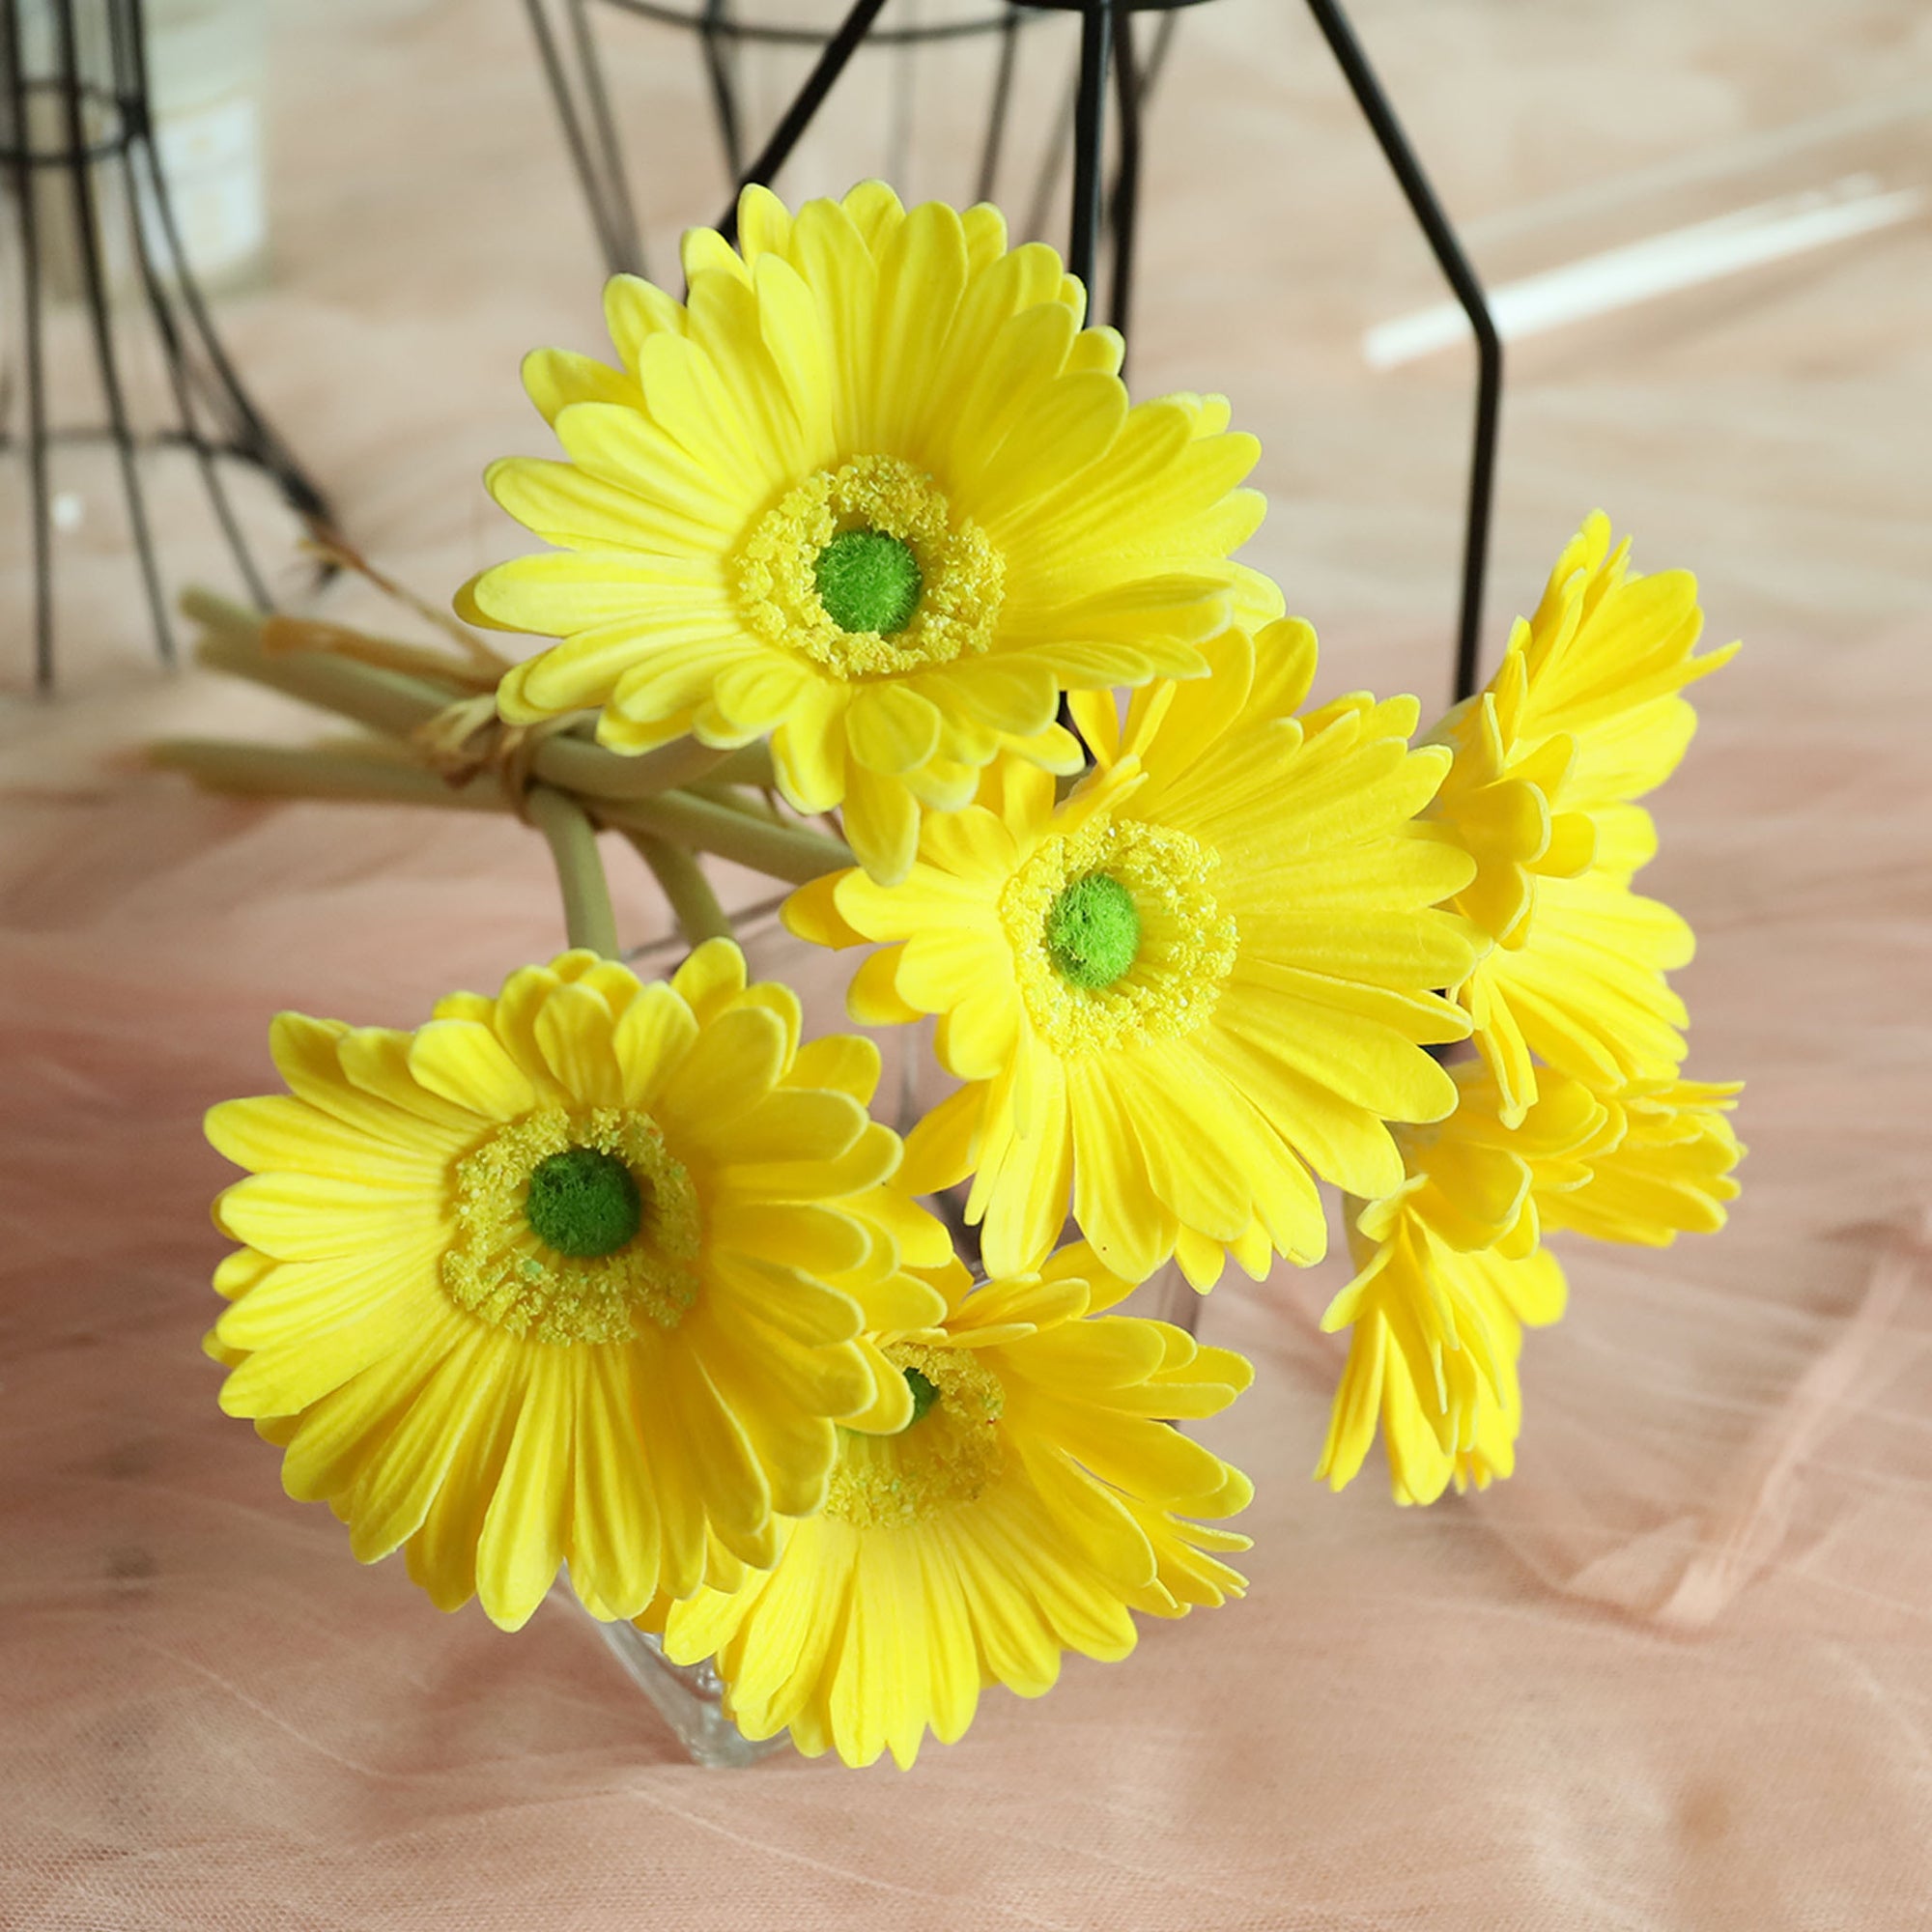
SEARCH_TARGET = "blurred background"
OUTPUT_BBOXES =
[3,0,1927,725]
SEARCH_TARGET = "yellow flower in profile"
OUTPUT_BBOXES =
[1542,1078,1744,1245]
[461,182,1280,884]
[204,941,952,1632]
[1428,513,1739,1122]
[786,620,1480,1289]
[644,1244,1253,1769]
[1326,1250,1543,1506]
[1318,1062,1744,1503]
[1316,1065,1603,1503]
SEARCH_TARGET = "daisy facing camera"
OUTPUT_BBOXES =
[459,182,1281,885]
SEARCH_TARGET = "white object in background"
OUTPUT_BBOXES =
[0,0,268,298]
[137,0,269,290]
[1364,174,1925,369]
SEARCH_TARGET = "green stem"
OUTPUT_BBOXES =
[185,592,779,810]
[684,779,783,819]
[178,586,275,650]
[151,738,502,810]
[526,785,621,957]
[184,590,460,737]
[623,832,734,946]
[533,732,726,801]
[601,789,852,886]
[712,741,776,788]
[154,739,848,900]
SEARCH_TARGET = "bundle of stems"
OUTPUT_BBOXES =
[152,590,855,956]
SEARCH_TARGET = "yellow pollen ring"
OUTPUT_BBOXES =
[441,1107,702,1345]
[1003,815,1238,1057]
[825,1343,1006,1530]
[736,454,1005,679]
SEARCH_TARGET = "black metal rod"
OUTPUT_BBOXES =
[606,0,1023,48]
[1303,0,1500,703]
[105,0,140,100]
[715,0,893,242]
[3,0,55,689]
[123,136,271,608]
[568,0,647,275]
[0,75,125,164]
[106,0,270,609]
[975,8,1021,205]
[119,0,328,526]
[1067,0,1111,295]
[0,424,275,460]
[696,0,746,185]
[526,0,629,275]
[52,0,175,665]
[1105,8,1139,344]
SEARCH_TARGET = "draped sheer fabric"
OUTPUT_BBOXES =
[6,0,1930,1922]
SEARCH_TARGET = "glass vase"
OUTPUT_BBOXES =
[587,1619,792,1769]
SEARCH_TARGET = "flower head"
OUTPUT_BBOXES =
[462,182,1280,884]
[645,1243,1253,1768]
[205,941,951,1631]
[787,619,1480,1288]
[1427,513,1738,1122]
[1318,1060,1744,1503]
[1316,1065,1604,1503]
[1541,1078,1744,1246]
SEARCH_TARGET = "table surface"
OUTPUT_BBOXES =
[5,1,1931,1925]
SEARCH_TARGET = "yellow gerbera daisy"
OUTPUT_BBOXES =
[1319,1061,1744,1502]
[1324,1254,1540,1506]
[461,181,1281,884]
[785,619,1480,1289]
[1541,1078,1744,1245]
[1427,512,1738,1122]
[1316,1064,1606,1503]
[643,1242,1253,1768]
[204,941,952,1631]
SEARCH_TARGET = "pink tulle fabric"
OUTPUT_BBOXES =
[7,2,1932,1923]
[9,735,1929,1930]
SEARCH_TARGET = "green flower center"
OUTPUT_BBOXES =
[525,1146,642,1259]
[903,1365,941,1427]
[446,1110,700,1343]
[814,528,923,635]
[828,1345,1007,1528]
[1045,871,1141,988]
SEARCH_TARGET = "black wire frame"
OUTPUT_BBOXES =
[525,0,1502,702]
[0,0,328,691]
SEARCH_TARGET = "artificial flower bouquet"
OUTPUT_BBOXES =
[170,184,1744,1770]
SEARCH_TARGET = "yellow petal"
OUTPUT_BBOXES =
[532,980,622,1106]
[657,1004,786,1126]
[846,682,943,777]
[784,1033,880,1102]
[1066,1063,1175,1282]
[205,1095,442,1187]
[611,981,699,1108]
[408,1019,539,1122]
[471,1349,575,1631]
[842,763,922,886]
[687,1086,867,1165]
[668,935,748,1020]
[213,1173,446,1263]
[564,1346,663,1618]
